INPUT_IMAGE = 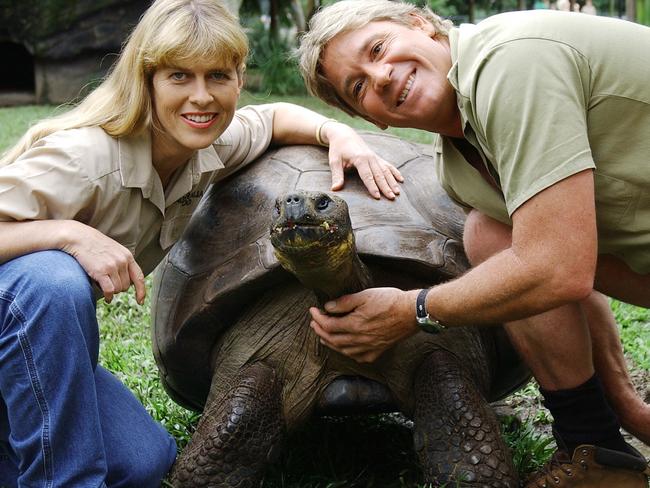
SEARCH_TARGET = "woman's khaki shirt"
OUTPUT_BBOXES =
[0,104,274,277]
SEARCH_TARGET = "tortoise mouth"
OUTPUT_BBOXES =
[270,220,343,253]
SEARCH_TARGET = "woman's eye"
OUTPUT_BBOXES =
[371,42,383,57]
[171,72,186,81]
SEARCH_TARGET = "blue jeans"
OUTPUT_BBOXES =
[0,251,176,488]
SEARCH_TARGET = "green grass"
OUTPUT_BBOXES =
[1,96,647,487]
[610,300,650,369]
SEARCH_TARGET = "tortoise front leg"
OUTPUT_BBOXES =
[171,362,285,488]
[413,349,518,487]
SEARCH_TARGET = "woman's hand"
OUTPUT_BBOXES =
[324,122,404,200]
[60,220,146,304]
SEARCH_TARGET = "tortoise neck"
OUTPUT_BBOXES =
[312,253,372,307]
[285,250,372,307]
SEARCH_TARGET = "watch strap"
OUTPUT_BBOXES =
[415,288,446,334]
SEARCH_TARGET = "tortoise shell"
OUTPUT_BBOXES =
[152,131,474,410]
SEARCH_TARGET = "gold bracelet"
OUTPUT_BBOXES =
[315,119,337,147]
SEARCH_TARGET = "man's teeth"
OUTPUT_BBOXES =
[398,74,415,104]
[184,114,215,123]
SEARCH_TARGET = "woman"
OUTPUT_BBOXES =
[0,0,402,486]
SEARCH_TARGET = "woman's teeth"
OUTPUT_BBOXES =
[184,114,215,123]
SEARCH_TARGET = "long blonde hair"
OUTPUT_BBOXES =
[2,0,248,165]
[298,0,453,117]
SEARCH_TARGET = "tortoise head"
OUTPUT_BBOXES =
[270,191,369,301]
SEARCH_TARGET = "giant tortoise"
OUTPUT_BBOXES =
[152,131,530,487]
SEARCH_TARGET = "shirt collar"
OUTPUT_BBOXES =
[117,131,225,212]
[164,144,225,206]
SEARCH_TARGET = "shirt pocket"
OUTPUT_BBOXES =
[593,171,636,236]
[159,207,194,250]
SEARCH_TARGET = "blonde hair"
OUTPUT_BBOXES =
[2,0,248,165]
[298,0,453,117]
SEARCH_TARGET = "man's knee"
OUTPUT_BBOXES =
[463,210,513,266]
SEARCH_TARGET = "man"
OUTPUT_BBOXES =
[298,1,650,487]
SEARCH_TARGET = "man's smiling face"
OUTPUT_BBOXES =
[320,16,461,136]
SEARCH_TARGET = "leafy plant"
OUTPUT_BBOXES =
[501,417,555,476]
[245,18,306,96]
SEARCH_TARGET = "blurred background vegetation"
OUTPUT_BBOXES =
[1,0,647,104]
[239,0,645,97]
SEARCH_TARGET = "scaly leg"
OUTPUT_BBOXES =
[413,349,518,487]
[171,362,285,487]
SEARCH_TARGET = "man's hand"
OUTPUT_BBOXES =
[61,221,146,304]
[309,287,420,363]
[325,122,403,200]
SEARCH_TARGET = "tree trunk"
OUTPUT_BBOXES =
[305,0,320,26]
[518,0,527,10]
[270,0,278,39]
[627,0,636,20]
[290,0,306,33]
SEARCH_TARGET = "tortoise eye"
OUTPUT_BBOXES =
[316,196,330,211]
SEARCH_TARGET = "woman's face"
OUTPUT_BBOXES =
[151,59,242,166]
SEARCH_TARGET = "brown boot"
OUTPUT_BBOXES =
[525,444,650,488]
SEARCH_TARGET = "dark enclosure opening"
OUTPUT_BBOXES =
[0,42,35,91]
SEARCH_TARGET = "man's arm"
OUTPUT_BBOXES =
[310,169,597,362]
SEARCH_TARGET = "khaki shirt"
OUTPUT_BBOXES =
[0,104,275,277]
[436,10,650,274]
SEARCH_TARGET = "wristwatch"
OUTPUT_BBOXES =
[415,288,446,334]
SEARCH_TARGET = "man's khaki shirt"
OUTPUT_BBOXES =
[436,10,650,274]
[0,105,274,277]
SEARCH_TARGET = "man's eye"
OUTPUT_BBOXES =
[210,71,229,80]
[171,72,186,81]
[353,80,363,98]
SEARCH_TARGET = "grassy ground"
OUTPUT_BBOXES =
[1,94,648,487]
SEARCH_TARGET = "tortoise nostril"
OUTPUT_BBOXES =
[286,194,302,205]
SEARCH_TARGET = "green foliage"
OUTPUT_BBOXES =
[96,278,199,449]
[0,0,127,46]
[0,105,63,154]
[245,19,307,96]
[610,300,650,369]
[637,0,650,26]
[501,417,554,475]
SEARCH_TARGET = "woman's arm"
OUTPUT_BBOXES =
[0,220,145,304]
[269,102,403,199]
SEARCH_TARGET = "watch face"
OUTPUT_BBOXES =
[417,317,444,334]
